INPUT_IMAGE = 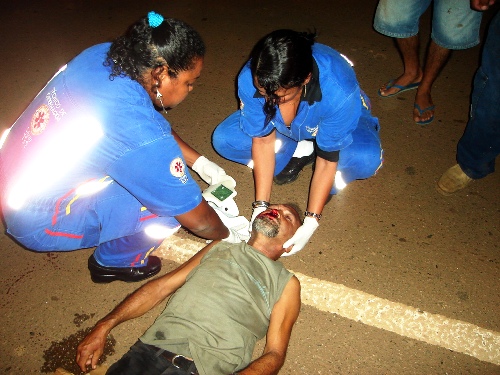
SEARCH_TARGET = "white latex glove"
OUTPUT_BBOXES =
[248,206,267,232]
[192,156,227,185]
[281,217,319,256]
[209,202,250,243]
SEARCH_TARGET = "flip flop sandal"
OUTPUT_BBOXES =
[378,79,421,98]
[414,103,435,125]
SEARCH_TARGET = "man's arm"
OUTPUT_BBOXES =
[237,276,301,375]
[76,240,220,372]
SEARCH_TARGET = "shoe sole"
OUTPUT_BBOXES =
[90,274,122,283]
[90,270,161,283]
[435,182,454,196]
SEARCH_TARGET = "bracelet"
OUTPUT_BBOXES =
[304,211,322,220]
[252,200,270,209]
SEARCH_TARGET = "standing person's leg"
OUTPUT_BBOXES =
[437,10,500,195]
[378,35,423,97]
[374,0,431,97]
[413,41,450,124]
[414,0,482,125]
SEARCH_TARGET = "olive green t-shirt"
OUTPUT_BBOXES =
[140,241,293,375]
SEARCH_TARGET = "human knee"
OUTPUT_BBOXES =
[212,126,228,155]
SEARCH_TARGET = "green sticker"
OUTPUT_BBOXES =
[211,184,233,201]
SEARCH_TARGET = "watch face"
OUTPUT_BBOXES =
[210,184,233,201]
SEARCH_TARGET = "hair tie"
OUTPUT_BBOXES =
[148,11,164,28]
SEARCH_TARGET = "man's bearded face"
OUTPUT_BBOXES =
[252,209,280,238]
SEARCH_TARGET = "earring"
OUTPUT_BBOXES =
[303,84,307,97]
[156,90,162,99]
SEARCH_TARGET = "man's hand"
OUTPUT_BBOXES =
[192,156,228,185]
[470,0,496,11]
[281,217,319,256]
[76,325,108,372]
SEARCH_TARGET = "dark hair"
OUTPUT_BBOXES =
[250,29,316,125]
[105,15,205,86]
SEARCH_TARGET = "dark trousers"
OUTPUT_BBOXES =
[106,340,197,375]
[457,10,500,179]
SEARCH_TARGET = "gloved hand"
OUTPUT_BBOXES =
[248,206,267,232]
[281,217,319,256]
[209,202,250,243]
[192,156,228,185]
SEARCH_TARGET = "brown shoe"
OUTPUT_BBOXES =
[436,164,473,195]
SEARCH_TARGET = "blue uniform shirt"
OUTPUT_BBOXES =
[238,43,362,154]
[0,43,201,219]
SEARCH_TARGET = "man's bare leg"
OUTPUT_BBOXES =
[379,35,423,96]
[413,40,451,124]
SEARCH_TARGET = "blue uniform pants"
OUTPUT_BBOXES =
[457,10,500,179]
[212,111,383,195]
[5,180,180,267]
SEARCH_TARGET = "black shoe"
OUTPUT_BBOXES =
[88,254,162,283]
[273,153,315,185]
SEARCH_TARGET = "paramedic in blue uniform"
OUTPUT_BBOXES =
[0,12,244,283]
[213,30,383,255]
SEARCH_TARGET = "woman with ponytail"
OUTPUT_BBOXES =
[0,12,244,284]
[213,29,384,255]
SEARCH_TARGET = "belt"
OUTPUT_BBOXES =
[145,343,197,374]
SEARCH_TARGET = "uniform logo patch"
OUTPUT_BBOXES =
[30,105,50,135]
[306,125,318,137]
[170,157,186,178]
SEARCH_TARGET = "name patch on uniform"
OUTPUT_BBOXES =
[30,105,50,136]
[170,157,188,184]
[306,125,318,137]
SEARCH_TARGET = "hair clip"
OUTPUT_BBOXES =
[148,11,164,28]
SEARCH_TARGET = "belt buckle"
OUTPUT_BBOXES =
[172,354,186,368]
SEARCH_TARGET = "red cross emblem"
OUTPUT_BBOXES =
[30,105,50,135]
[170,157,186,178]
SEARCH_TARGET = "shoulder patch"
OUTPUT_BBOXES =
[170,157,187,179]
[30,105,50,135]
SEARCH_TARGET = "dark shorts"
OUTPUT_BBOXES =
[106,340,198,375]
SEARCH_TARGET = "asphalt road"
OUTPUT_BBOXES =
[0,1,499,374]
